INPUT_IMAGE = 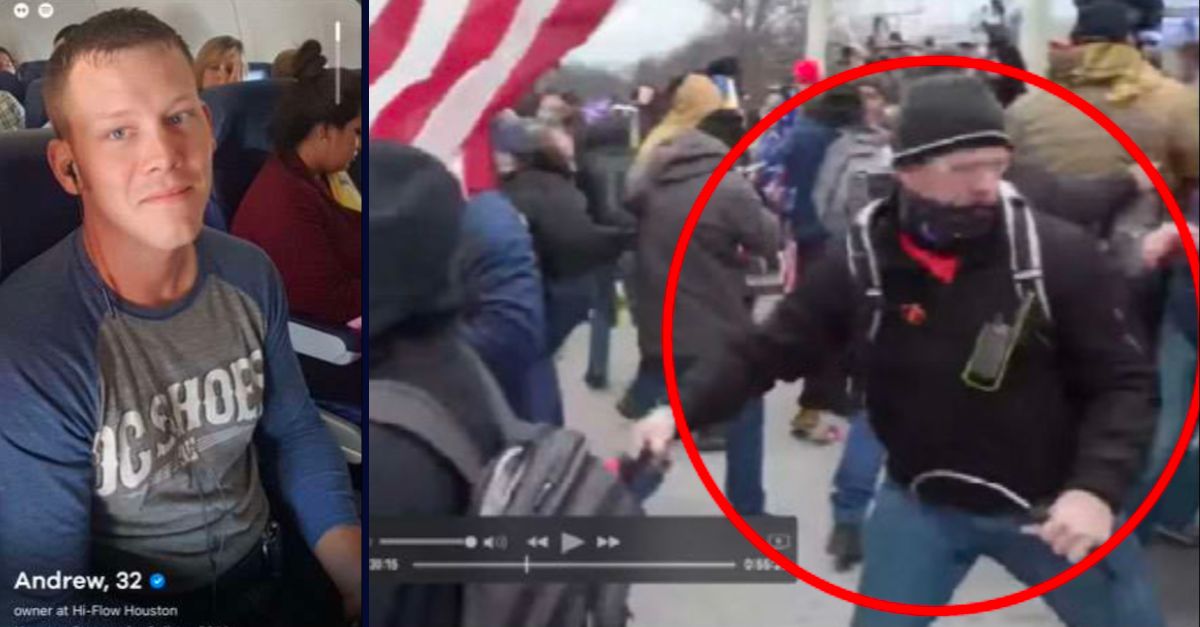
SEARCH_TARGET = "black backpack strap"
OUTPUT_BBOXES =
[450,339,548,444]
[368,379,486,485]
[846,200,886,343]
[1001,183,1053,323]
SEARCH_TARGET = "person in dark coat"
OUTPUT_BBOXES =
[499,118,631,354]
[368,142,507,627]
[576,110,637,390]
[633,75,1163,626]
[626,108,780,514]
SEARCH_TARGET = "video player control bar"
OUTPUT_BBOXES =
[370,517,797,583]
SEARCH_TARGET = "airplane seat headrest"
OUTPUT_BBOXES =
[0,72,25,104]
[0,129,80,282]
[17,61,46,86]
[201,79,292,228]
[23,79,47,129]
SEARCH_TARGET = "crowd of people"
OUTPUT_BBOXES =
[372,0,1196,624]
[630,3,1196,625]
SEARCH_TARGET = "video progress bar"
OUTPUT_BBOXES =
[380,537,474,547]
[414,557,737,575]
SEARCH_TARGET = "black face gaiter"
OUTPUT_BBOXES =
[899,188,1001,253]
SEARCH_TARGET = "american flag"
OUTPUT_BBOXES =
[369,0,617,192]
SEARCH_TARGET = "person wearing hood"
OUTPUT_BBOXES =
[631,74,1162,626]
[1009,3,1199,545]
[1006,0,1198,275]
[368,142,509,626]
[635,73,726,165]
[625,72,781,515]
[617,74,726,420]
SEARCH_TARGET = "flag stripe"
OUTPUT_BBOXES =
[370,0,614,192]
[409,0,560,162]
[367,0,424,85]
[367,0,389,28]
[370,0,519,141]
[459,0,617,190]
[460,128,496,192]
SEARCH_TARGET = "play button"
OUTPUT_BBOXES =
[560,532,584,555]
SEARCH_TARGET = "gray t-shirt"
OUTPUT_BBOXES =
[1,228,356,611]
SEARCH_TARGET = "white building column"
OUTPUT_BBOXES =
[1021,0,1053,76]
[806,0,833,70]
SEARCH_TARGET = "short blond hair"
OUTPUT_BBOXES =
[193,35,243,89]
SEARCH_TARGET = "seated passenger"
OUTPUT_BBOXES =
[195,35,245,90]
[0,10,360,624]
[232,40,361,327]
[0,46,25,104]
[269,42,360,213]
[272,47,297,78]
[0,46,16,75]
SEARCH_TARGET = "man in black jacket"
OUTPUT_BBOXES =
[633,75,1164,626]
[500,118,632,355]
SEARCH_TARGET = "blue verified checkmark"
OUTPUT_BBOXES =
[149,573,166,590]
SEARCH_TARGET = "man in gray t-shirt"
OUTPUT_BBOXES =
[0,9,360,624]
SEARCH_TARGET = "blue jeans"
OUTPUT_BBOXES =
[522,356,564,427]
[545,275,594,356]
[586,265,617,384]
[853,480,1165,627]
[629,357,765,515]
[1131,315,1199,538]
[831,413,886,525]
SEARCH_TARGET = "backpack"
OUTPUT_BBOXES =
[369,346,642,627]
[846,180,1054,345]
[813,126,894,236]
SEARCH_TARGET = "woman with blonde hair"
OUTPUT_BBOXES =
[194,35,244,89]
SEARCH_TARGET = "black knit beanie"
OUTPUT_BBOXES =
[892,74,1012,167]
[368,141,464,340]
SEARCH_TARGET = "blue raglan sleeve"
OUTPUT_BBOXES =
[0,325,102,621]
[251,260,359,547]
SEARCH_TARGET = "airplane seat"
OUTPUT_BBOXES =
[0,129,80,283]
[23,79,47,128]
[200,78,291,228]
[17,61,46,86]
[0,72,26,104]
[203,79,361,461]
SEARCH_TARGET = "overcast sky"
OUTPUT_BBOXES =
[563,0,719,69]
